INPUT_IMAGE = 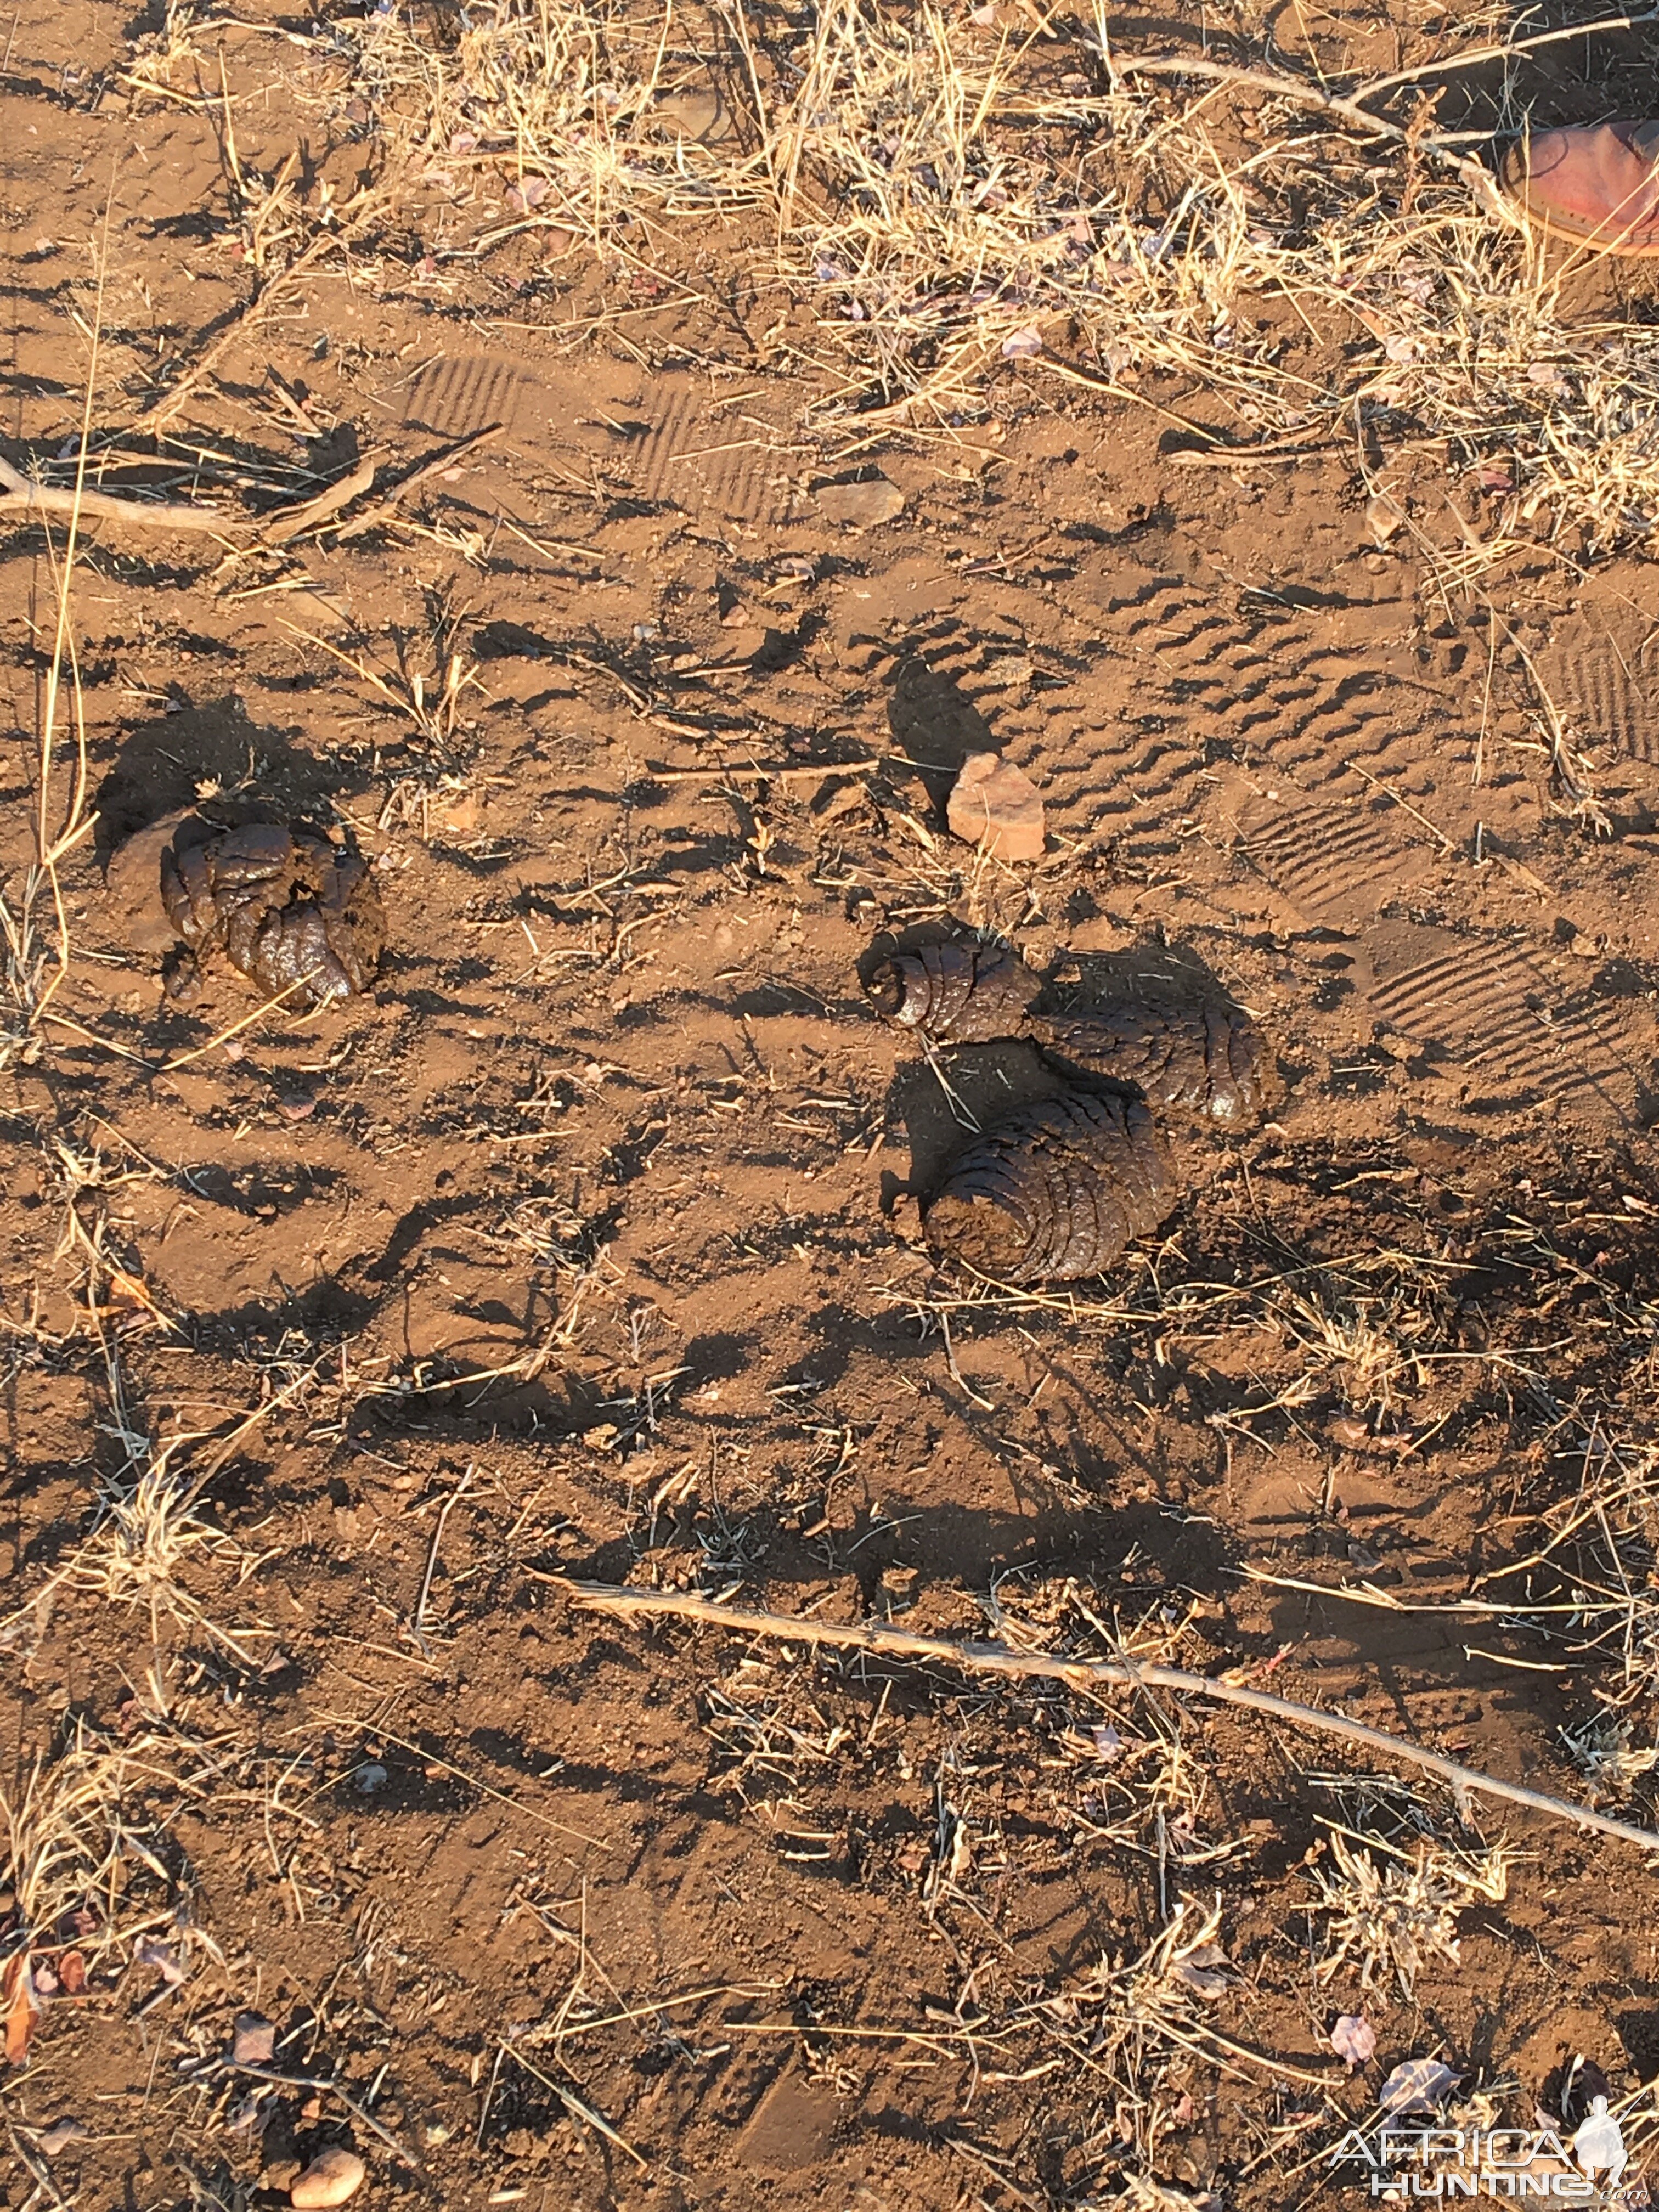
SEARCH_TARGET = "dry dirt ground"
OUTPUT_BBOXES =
[8,0,1659,2207]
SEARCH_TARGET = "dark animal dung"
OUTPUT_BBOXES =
[160,823,385,1009]
[1034,998,1265,1125]
[865,938,1040,1046]
[923,1090,1178,1283]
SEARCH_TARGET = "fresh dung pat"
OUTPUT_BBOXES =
[1034,997,1266,1125]
[865,938,1040,1046]
[160,823,384,1009]
[923,1090,1177,1283]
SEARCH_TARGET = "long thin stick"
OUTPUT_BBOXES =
[0,453,235,536]
[333,421,503,542]
[1113,54,1434,144]
[1350,8,1659,102]
[408,1465,473,1657]
[641,757,881,783]
[565,1582,1659,1852]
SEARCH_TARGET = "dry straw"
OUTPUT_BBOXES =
[1310,1829,1509,1996]
[345,0,1659,555]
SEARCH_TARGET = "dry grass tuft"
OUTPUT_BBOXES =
[2,1729,166,1954]
[0,1719,190,2064]
[1269,1280,1425,1420]
[347,0,767,245]
[1479,1421,1659,1712]
[342,0,1659,554]
[1026,1897,1268,2160]
[1310,1827,1508,1997]
[1560,1712,1659,1805]
[771,2,1139,401]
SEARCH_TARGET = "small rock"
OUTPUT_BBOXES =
[290,2148,365,2208]
[353,1762,388,1793]
[651,87,733,143]
[1364,493,1403,548]
[813,475,904,528]
[35,2119,88,2155]
[946,751,1046,862]
[230,2011,278,2066]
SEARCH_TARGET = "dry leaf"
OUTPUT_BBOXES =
[134,1937,187,1987]
[1173,1942,1234,1999]
[36,2119,88,2155]
[231,2012,278,2067]
[1331,2014,1377,2068]
[2,1956,37,2066]
[1380,2058,1460,2114]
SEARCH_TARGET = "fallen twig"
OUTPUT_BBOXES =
[1169,440,1347,468]
[1350,8,1659,103]
[565,1581,1659,1852]
[640,757,881,784]
[259,453,377,546]
[334,422,504,542]
[408,1465,474,1658]
[1243,1566,1599,1619]
[223,2061,429,2185]
[1111,53,1458,150]
[128,192,382,434]
[0,452,238,537]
